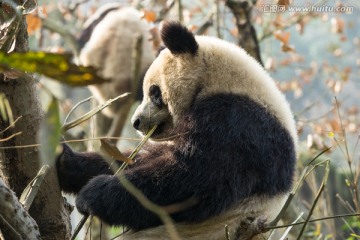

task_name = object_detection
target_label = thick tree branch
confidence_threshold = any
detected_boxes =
[0,178,40,240]
[226,0,263,65]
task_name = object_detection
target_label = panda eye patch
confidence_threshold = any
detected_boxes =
[149,85,163,107]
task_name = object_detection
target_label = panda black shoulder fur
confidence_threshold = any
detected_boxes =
[57,22,297,239]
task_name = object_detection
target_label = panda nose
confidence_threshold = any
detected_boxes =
[132,118,141,130]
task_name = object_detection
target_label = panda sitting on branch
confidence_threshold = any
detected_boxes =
[57,22,297,239]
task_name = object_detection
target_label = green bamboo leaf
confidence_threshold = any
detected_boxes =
[0,51,109,86]
[38,97,61,166]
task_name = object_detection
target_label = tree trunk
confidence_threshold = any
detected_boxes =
[0,1,71,239]
[226,0,263,65]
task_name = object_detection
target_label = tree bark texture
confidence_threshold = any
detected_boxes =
[0,2,71,239]
[0,179,40,240]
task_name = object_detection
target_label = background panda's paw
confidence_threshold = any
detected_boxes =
[75,175,118,219]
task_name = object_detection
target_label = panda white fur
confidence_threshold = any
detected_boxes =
[57,22,297,239]
[77,4,155,137]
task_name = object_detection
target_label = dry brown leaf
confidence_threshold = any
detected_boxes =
[281,44,295,52]
[100,139,134,164]
[329,119,341,132]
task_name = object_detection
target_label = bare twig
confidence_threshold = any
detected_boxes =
[0,116,22,134]
[40,15,80,56]
[195,10,214,35]
[177,0,183,22]
[62,96,94,127]
[225,224,230,240]
[62,93,130,132]
[268,212,360,230]
[0,131,22,142]
[115,125,158,174]
[113,126,182,239]
[60,0,90,14]
[214,0,222,38]
[268,146,333,226]
[70,214,88,240]
[296,160,330,239]
[258,14,308,42]
[118,172,181,240]
[131,34,143,99]
[155,0,175,22]
[334,97,360,211]
[279,212,304,240]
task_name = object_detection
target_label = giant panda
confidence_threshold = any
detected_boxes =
[57,22,297,239]
[77,4,155,138]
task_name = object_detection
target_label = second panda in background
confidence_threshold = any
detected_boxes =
[77,4,155,141]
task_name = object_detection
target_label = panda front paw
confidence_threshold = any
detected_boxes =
[76,175,120,223]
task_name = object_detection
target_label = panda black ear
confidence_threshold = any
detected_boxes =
[161,21,198,55]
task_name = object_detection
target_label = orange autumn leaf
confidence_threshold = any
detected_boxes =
[143,10,157,22]
[274,30,291,45]
[26,14,42,35]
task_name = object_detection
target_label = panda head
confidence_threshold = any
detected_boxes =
[131,22,202,139]
[131,22,297,143]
